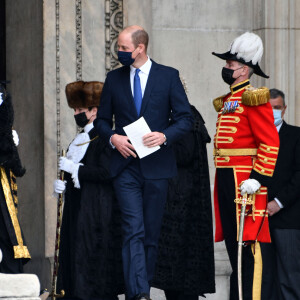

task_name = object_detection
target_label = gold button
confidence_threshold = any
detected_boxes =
[267,147,270,152]
[261,169,265,173]
[225,157,230,162]
[228,137,233,142]
[264,158,268,163]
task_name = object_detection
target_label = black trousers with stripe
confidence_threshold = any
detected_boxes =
[217,168,254,300]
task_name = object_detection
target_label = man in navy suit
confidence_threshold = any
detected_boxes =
[95,25,193,300]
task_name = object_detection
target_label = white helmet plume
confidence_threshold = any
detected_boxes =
[230,32,263,65]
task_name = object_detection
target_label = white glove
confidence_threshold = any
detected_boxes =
[59,157,82,189]
[59,157,77,174]
[240,179,261,195]
[12,130,19,146]
[53,179,66,194]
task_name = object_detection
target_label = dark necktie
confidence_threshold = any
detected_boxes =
[134,69,142,116]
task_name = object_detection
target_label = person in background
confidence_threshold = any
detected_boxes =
[261,88,300,300]
[153,105,215,299]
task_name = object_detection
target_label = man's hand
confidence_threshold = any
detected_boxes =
[143,132,165,148]
[111,134,136,158]
[267,200,281,216]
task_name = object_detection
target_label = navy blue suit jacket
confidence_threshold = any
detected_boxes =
[94,60,193,179]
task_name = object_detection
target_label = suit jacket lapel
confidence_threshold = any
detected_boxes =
[122,66,138,119]
[140,61,158,116]
[279,121,288,138]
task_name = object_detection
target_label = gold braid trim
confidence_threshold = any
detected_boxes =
[0,167,31,259]
[213,95,226,112]
[76,135,98,146]
[251,242,263,300]
[10,171,18,206]
[242,86,270,106]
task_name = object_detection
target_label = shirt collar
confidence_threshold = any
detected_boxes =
[230,79,250,95]
[130,56,152,75]
[276,121,283,132]
[84,122,94,133]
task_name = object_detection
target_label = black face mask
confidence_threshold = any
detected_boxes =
[221,66,243,86]
[74,112,89,128]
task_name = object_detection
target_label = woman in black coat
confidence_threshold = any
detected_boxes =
[55,81,124,300]
[152,105,215,299]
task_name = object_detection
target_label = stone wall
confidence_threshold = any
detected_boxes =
[5,0,300,297]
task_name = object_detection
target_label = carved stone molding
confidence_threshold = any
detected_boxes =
[55,0,61,176]
[105,0,124,73]
[75,0,82,81]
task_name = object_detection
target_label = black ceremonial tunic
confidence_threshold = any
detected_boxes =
[153,106,215,296]
[57,127,124,299]
[0,167,30,273]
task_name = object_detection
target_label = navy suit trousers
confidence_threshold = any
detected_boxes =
[113,159,168,299]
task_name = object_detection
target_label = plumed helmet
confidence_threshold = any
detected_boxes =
[212,32,269,78]
[65,81,104,109]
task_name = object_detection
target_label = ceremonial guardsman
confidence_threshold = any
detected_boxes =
[0,82,30,273]
[212,32,279,300]
[54,81,124,300]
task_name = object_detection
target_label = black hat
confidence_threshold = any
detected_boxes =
[212,32,269,78]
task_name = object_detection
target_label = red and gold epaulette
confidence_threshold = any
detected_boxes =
[213,94,227,112]
[242,86,270,106]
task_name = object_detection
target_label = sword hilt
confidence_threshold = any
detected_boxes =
[49,289,65,299]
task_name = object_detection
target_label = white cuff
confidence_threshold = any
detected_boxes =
[109,135,116,149]
[72,163,83,189]
[274,197,284,208]
[163,134,167,145]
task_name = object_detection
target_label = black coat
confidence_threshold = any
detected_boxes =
[57,127,124,299]
[152,106,215,296]
[267,121,300,229]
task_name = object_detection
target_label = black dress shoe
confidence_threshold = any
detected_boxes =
[135,293,151,300]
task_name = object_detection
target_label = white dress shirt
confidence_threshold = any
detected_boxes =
[274,121,284,208]
[130,56,152,97]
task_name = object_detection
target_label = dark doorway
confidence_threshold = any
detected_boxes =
[0,0,5,80]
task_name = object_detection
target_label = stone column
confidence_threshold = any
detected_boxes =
[6,0,49,287]
[253,0,300,126]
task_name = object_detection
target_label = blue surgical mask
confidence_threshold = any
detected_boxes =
[118,49,138,66]
[273,109,282,126]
